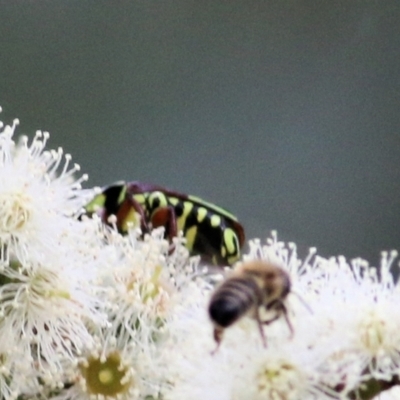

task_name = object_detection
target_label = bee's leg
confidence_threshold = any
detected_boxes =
[211,326,224,355]
[261,314,280,325]
[280,302,294,339]
[150,206,178,254]
[263,301,294,339]
[255,308,267,348]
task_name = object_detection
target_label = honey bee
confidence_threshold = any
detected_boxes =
[208,260,293,351]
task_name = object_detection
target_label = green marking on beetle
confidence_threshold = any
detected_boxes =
[121,209,140,232]
[133,193,146,205]
[224,228,238,255]
[197,207,208,223]
[228,254,239,265]
[149,191,168,209]
[221,245,227,258]
[85,193,106,213]
[188,195,238,221]
[177,201,194,231]
[168,197,179,206]
[210,214,221,227]
[183,201,194,215]
[185,225,197,251]
[117,185,127,204]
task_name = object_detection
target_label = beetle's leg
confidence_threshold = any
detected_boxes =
[150,206,178,238]
[150,206,178,253]
[115,195,148,234]
[123,184,150,235]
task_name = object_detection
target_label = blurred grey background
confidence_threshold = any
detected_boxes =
[0,1,399,265]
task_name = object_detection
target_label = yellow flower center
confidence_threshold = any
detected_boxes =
[359,311,387,354]
[98,368,114,384]
[80,351,133,397]
[256,361,303,400]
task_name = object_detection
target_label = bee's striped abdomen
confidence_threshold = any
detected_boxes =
[208,276,261,328]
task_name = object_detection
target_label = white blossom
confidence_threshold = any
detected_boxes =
[1,109,400,400]
[0,116,92,265]
[377,386,400,399]
[55,323,167,400]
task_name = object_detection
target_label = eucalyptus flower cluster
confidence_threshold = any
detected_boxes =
[163,235,400,400]
[0,110,398,400]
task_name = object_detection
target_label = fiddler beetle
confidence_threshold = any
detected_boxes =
[83,181,245,266]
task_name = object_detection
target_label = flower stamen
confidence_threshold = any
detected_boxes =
[0,191,32,234]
